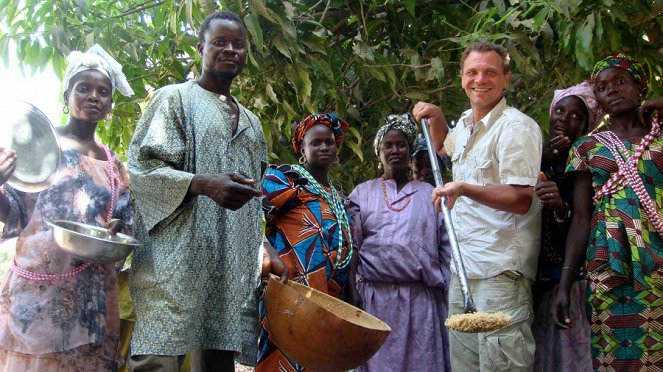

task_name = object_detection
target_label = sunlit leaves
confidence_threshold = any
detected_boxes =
[0,0,661,189]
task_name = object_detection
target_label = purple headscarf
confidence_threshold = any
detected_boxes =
[549,81,604,132]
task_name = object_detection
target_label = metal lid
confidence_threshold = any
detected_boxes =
[0,101,61,192]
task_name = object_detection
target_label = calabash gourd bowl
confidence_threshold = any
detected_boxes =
[264,275,391,371]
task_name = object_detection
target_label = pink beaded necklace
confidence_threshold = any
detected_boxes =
[593,115,663,236]
[101,144,117,222]
[10,144,117,281]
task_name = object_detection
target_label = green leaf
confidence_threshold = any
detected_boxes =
[186,0,194,30]
[51,53,64,81]
[265,83,279,104]
[272,35,291,59]
[297,66,312,103]
[577,19,593,55]
[74,0,89,17]
[347,126,362,141]
[169,11,177,34]
[352,43,376,61]
[346,141,364,162]
[428,57,444,81]
[244,13,264,53]
[404,0,416,17]
[532,6,549,30]
[37,45,53,67]
[404,91,429,101]
[247,0,278,24]
[365,67,386,82]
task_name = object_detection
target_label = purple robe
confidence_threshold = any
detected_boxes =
[348,179,451,372]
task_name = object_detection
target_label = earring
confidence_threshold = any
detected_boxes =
[377,162,383,170]
[334,156,340,164]
[62,104,69,114]
[299,155,306,164]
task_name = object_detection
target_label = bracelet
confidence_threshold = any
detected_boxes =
[104,218,123,228]
[561,266,580,275]
[553,202,571,223]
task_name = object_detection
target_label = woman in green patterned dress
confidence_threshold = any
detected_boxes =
[553,53,663,370]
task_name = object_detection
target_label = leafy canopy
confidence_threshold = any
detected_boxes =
[1,0,661,191]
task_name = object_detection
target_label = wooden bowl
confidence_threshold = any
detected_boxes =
[264,275,391,372]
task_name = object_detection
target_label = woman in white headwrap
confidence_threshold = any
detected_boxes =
[0,44,134,371]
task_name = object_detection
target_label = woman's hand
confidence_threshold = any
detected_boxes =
[640,97,663,123]
[261,240,288,285]
[552,285,574,329]
[0,149,17,186]
[534,180,564,210]
[344,280,363,309]
[542,135,571,164]
[105,219,127,236]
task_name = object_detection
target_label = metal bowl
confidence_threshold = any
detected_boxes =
[47,220,141,264]
[0,101,61,193]
[264,275,391,371]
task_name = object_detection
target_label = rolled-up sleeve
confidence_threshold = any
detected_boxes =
[496,119,542,186]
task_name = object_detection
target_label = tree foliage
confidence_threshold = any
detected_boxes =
[1,0,662,191]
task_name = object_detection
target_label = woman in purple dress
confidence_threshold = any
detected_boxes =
[348,113,451,372]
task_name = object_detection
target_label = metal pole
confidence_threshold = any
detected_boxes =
[420,118,476,314]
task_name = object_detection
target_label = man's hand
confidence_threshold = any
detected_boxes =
[431,182,465,212]
[261,240,288,284]
[189,172,262,210]
[0,149,17,186]
[412,102,449,154]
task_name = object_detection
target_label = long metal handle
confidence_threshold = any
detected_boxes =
[421,118,476,314]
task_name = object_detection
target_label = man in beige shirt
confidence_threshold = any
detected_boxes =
[413,42,542,371]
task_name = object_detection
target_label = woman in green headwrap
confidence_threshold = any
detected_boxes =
[553,53,663,370]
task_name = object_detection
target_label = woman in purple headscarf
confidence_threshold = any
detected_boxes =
[532,81,602,371]
[553,54,663,371]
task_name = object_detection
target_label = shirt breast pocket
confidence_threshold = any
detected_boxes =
[455,154,496,185]
[469,156,496,185]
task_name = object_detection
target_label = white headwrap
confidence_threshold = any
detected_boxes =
[62,44,134,97]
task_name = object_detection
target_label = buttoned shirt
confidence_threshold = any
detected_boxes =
[444,98,542,280]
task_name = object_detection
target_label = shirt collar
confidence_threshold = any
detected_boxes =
[460,97,508,130]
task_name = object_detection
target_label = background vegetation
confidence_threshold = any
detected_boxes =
[1,0,662,191]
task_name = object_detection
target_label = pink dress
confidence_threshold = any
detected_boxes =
[0,149,133,370]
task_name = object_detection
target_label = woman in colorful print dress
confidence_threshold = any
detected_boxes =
[348,114,451,372]
[553,54,663,371]
[256,113,356,371]
[0,45,135,371]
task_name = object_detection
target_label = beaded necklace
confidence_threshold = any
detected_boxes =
[593,115,660,204]
[292,164,352,269]
[10,144,117,281]
[380,177,411,212]
[101,144,117,222]
[593,115,662,235]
